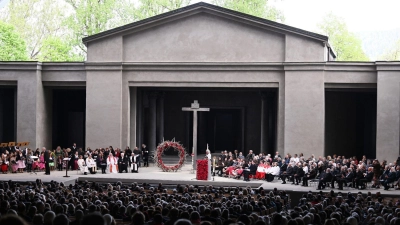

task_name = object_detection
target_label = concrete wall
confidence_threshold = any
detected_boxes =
[285,34,325,62]
[87,36,123,62]
[123,13,285,62]
[284,66,325,158]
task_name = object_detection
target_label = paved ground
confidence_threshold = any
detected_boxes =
[0,164,398,195]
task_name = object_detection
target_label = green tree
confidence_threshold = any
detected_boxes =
[38,37,84,61]
[212,0,284,22]
[380,39,400,60]
[317,13,369,61]
[0,0,70,60]
[134,0,192,21]
[65,0,120,56]
[0,20,28,61]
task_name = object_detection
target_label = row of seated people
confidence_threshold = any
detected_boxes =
[315,165,400,191]
[212,152,400,190]
[77,153,140,175]
[280,160,400,191]
[213,158,280,182]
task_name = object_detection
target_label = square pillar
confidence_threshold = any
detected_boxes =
[376,63,400,162]
[16,64,51,149]
[284,65,325,158]
[86,64,125,148]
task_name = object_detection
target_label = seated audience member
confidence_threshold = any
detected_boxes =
[77,155,89,175]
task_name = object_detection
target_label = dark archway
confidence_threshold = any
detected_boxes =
[0,87,16,143]
[52,89,86,149]
[325,89,377,160]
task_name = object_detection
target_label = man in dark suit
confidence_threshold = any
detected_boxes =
[141,144,149,167]
[281,163,294,184]
[359,167,374,189]
[383,167,396,190]
[118,153,129,173]
[317,168,333,190]
[243,160,257,181]
[71,143,78,154]
[338,168,354,190]
[43,147,50,175]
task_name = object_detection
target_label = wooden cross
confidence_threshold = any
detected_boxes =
[182,100,210,170]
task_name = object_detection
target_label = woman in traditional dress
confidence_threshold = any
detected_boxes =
[107,153,118,173]
[73,151,79,170]
[17,149,26,173]
[26,149,33,172]
[39,152,46,171]
[0,154,9,174]
[77,155,88,175]
[54,146,63,170]
[32,152,40,171]
[10,152,19,173]
[49,150,56,171]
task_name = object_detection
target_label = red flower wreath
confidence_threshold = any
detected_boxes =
[154,141,186,172]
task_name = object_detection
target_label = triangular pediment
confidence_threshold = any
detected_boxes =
[83,2,327,45]
[84,2,333,62]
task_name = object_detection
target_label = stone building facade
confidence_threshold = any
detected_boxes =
[0,3,399,161]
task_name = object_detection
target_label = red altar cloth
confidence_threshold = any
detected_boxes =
[196,159,208,180]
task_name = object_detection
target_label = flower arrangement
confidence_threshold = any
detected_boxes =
[154,141,186,172]
[196,159,208,180]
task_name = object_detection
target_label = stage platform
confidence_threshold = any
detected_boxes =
[0,164,398,196]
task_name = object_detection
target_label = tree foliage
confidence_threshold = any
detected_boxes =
[317,13,369,61]
[212,0,284,22]
[134,0,191,20]
[0,0,69,60]
[38,37,84,61]
[0,20,28,61]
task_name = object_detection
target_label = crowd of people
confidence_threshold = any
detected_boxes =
[213,150,400,191]
[0,143,150,175]
[1,178,400,225]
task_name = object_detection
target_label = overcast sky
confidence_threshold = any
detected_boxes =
[193,0,400,33]
[271,0,400,32]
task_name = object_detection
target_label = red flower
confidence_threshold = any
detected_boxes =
[196,159,208,180]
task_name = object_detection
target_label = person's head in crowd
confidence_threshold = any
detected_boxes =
[81,212,105,225]
[132,211,145,225]
[43,211,55,225]
[0,214,29,225]
[53,213,69,225]
[174,219,192,225]
[32,214,44,225]
[103,214,116,225]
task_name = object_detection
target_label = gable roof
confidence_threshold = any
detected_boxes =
[82,2,329,45]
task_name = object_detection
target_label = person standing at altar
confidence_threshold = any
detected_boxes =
[142,144,149,167]
[107,153,118,173]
